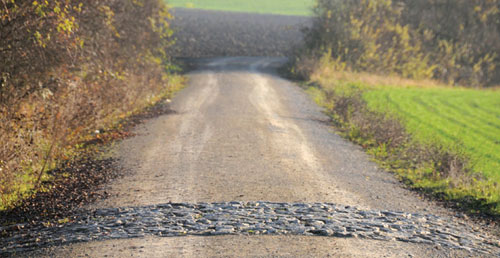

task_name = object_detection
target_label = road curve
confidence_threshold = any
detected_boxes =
[20,57,498,257]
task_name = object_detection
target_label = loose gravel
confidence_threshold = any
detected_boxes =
[2,202,499,255]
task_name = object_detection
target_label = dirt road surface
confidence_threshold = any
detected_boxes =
[17,57,499,257]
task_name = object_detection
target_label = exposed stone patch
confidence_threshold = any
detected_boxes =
[1,202,499,255]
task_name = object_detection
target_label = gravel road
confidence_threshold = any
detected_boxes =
[7,57,498,257]
[4,9,499,258]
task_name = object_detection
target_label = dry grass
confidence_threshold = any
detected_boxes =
[308,54,444,89]
[312,69,442,89]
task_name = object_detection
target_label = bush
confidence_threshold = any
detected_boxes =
[0,0,175,209]
[301,0,500,87]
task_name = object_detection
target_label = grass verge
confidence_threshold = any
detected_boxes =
[303,57,500,217]
[166,0,314,16]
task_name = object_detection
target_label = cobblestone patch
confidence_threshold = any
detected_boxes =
[1,202,499,255]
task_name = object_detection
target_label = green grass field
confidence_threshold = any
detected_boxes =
[363,87,500,182]
[306,67,500,214]
[165,0,314,16]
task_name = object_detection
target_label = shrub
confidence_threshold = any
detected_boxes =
[0,0,175,209]
[301,0,500,87]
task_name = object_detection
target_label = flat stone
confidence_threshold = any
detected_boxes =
[309,229,333,236]
[1,202,499,256]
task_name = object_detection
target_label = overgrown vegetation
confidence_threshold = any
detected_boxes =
[297,0,500,87]
[0,0,181,210]
[0,100,178,225]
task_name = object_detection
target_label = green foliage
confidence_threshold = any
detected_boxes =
[165,0,314,16]
[303,0,500,87]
